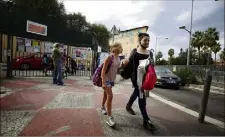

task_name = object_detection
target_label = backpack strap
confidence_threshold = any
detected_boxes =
[105,55,114,73]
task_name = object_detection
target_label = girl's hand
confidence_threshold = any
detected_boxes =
[122,59,129,66]
[102,83,107,90]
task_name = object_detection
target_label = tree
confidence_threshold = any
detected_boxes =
[202,27,219,51]
[157,59,168,65]
[89,23,110,50]
[219,48,225,62]
[65,12,89,32]
[211,42,221,63]
[191,31,204,60]
[12,0,66,18]
[168,48,175,58]
[155,51,163,63]
[168,48,175,64]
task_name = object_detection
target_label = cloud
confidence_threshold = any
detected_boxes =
[176,11,190,22]
[175,0,223,25]
[63,0,164,30]
[62,0,224,60]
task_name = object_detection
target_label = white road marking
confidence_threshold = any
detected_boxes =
[150,93,225,129]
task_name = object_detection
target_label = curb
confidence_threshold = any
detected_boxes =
[186,86,225,95]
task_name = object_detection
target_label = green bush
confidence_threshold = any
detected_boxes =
[174,67,198,86]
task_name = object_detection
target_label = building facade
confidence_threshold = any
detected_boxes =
[109,26,148,58]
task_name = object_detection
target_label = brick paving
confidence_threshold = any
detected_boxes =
[0,77,224,136]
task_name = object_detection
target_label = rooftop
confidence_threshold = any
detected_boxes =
[120,26,149,33]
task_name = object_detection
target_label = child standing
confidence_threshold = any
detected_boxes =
[100,42,128,127]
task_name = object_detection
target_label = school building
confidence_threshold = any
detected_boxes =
[109,26,148,58]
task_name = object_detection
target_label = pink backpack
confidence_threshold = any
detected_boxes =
[92,56,114,87]
[142,65,157,90]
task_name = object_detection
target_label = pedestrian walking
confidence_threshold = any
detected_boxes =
[51,43,64,85]
[124,33,157,131]
[93,42,128,127]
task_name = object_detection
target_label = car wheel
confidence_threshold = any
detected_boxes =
[20,64,30,70]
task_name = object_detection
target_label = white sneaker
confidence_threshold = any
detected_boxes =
[106,116,116,127]
[100,107,107,115]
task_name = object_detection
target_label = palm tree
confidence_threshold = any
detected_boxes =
[156,51,163,63]
[202,27,219,51]
[191,31,204,60]
[211,42,221,63]
[168,48,175,58]
[220,48,225,62]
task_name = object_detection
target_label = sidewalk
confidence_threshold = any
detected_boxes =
[0,77,224,136]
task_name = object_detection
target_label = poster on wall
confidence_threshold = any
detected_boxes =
[26,46,34,53]
[25,38,31,47]
[34,46,40,53]
[32,40,39,47]
[16,37,25,52]
[71,47,91,59]
[60,44,67,54]
[32,40,40,53]
[44,42,54,53]
[98,52,109,66]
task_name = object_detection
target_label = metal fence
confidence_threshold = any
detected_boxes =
[11,49,95,78]
[156,65,224,88]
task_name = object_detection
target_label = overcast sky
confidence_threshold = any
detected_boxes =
[63,0,224,60]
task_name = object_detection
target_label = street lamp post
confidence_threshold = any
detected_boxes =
[179,0,194,66]
[179,25,192,66]
[155,36,168,61]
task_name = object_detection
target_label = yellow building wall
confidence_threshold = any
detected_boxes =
[109,27,148,58]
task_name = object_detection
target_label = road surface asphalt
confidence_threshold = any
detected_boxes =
[0,76,224,136]
[153,85,225,122]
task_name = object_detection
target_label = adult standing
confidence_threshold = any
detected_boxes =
[51,43,64,85]
[125,33,157,131]
[69,56,77,75]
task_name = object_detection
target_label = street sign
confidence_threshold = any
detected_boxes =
[26,20,47,36]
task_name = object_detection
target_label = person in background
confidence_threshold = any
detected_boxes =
[42,53,49,76]
[51,43,64,85]
[69,56,77,75]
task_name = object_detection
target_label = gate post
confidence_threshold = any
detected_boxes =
[6,35,12,78]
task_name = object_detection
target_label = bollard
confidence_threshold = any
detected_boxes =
[198,74,212,123]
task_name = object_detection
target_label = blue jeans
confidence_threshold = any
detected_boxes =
[53,63,63,85]
[127,86,150,121]
[105,81,114,87]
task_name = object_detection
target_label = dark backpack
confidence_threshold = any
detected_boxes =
[119,48,137,79]
[120,48,154,79]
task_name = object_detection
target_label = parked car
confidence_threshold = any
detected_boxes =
[155,67,182,89]
[13,53,51,70]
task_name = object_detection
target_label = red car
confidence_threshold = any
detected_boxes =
[13,53,46,70]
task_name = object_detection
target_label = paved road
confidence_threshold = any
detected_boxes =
[152,86,225,122]
[1,77,224,136]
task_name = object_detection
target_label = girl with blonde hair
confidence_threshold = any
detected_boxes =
[100,42,129,127]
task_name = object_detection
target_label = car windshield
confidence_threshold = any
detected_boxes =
[156,68,172,74]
